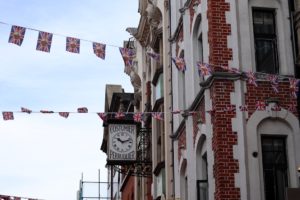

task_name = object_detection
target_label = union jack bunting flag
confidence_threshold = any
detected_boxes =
[21,107,32,114]
[271,104,281,111]
[267,75,279,93]
[77,107,88,113]
[2,112,14,120]
[256,101,266,111]
[147,52,160,61]
[93,42,106,60]
[289,78,299,98]
[220,65,229,71]
[172,57,186,72]
[171,110,181,114]
[8,25,26,46]
[36,31,53,52]
[40,110,54,114]
[246,71,258,87]
[288,103,297,112]
[66,37,80,53]
[197,62,211,76]
[119,47,135,67]
[228,67,242,74]
[152,112,164,121]
[115,112,125,119]
[133,112,143,122]
[239,105,248,112]
[97,112,107,121]
[224,105,236,112]
[59,112,69,118]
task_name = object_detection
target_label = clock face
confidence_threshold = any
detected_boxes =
[112,131,133,153]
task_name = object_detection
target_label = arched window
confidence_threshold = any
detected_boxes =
[196,135,208,200]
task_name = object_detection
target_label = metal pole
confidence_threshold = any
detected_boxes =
[99,169,101,200]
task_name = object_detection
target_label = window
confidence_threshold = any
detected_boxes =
[253,9,279,74]
[155,74,164,100]
[261,136,288,200]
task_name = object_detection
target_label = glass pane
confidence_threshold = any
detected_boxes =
[262,138,273,151]
[253,10,275,34]
[273,139,284,151]
[264,170,275,200]
[262,137,288,200]
[262,152,274,165]
[255,39,277,74]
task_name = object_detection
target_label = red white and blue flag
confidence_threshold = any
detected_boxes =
[224,105,236,112]
[152,112,164,121]
[256,101,266,111]
[119,47,135,67]
[147,52,160,61]
[77,107,88,113]
[239,105,248,112]
[93,42,106,60]
[267,75,279,93]
[288,103,297,112]
[133,112,143,123]
[59,112,69,118]
[36,31,53,52]
[2,112,14,120]
[228,67,241,74]
[66,37,80,53]
[271,104,281,111]
[97,112,107,121]
[197,62,211,76]
[246,71,258,87]
[289,78,299,98]
[21,107,32,114]
[115,112,125,119]
[172,57,186,72]
[8,25,26,46]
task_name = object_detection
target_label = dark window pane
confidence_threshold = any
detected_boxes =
[261,137,288,200]
[253,11,275,35]
[253,9,278,74]
[255,39,277,73]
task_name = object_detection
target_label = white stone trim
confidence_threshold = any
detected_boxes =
[246,109,300,200]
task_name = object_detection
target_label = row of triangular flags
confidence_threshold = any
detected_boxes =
[5,24,141,70]
[1,102,297,122]
[171,57,299,98]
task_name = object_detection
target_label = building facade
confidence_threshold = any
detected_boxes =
[169,0,300,200]
[101,0,300,199]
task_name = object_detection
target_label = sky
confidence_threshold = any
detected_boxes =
[0,0,139,199]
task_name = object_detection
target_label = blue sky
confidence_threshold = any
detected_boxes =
[0,0,139,199]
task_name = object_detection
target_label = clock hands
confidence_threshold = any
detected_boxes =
[116,137,131,143]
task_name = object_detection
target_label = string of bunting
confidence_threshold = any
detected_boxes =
[1,103,297,123]
[171,56,300,98]
[0,194,41,200]
[0,21,145,71]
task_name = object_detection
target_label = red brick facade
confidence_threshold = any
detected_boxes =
[246,81,298,119]
[210,80,240,200]
[177,128,186,161]
[193,99,205,146]
[207,0,240,199]
[121,176,135,200]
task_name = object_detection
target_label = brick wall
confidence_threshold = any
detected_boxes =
[246,80,298,118]
[211,80,240,200]
[193,99,205,146]
[121,176,135,200]
[177,128,186,161]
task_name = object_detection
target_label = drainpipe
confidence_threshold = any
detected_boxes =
[168,0,175,199]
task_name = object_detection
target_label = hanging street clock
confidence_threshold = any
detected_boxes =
[107,123,137,164]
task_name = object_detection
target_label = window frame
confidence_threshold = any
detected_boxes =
[252,8,279,74]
